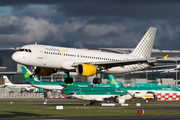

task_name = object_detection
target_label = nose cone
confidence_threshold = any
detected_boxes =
[12,52,20,63]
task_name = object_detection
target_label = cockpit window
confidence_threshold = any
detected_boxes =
[18,48,32,52]
[19,49,24,51]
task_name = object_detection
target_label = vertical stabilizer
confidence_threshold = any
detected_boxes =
[130,27,157,58]
[21,66,41,82]
[3,76,13,85]
[108,75,121,88]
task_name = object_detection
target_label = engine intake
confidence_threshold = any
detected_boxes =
[76,64,97,76]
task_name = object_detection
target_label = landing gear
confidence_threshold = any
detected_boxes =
[64,72,73,84]
[93,78,102,84]
[65,78,73,84]
[90,100,95,105]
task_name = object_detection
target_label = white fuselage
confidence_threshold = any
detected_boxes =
[71,94,132,101]
[12,44,150,74]
[32,85,63,90]
[5,84,38,92]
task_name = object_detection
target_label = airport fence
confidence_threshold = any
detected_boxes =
[47,92,67,98]
[0,93,44,98]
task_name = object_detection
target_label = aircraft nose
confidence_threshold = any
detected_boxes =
[12,52,19,63]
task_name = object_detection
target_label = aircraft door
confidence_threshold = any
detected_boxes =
[38,47,43,59]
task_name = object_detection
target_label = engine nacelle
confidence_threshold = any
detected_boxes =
[115,97,125,104]
[35,67,57,76]
[76,64,97,76]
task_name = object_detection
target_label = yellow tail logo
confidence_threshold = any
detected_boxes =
[164,55,168,60]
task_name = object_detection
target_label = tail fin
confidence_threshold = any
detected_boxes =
[108,74,122,88]
[130,27,157,58]
[21,66,41,82]
[3,76,13,85]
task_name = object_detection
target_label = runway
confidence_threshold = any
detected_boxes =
[0,115,180,120]
[1,98,180,105]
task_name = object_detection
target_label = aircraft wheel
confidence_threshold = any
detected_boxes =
[69,78,73,83]
[96,78,102,84]
[93,78,97,84]
[65,78,73,84]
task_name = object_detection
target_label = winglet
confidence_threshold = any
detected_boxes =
[164,55,168,60]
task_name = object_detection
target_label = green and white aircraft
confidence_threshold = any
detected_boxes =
[21,66,110,91]
[64,75,132,105]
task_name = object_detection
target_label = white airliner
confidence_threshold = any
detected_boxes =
[12,27,158,84]
[3,76,38,92]
[71,94,132,104]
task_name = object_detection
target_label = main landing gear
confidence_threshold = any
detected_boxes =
[90,100,95,105]
[93,78,102,84]
[64,72,73,84]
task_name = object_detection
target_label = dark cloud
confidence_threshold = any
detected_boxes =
[0,0,179,50]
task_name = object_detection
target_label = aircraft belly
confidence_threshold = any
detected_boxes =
[33,85,63,90]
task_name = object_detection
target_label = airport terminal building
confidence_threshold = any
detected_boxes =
[0,47,180,85]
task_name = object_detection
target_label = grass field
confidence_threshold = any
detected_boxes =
[1,103,180,108]
[0,108,180,118]
[0,103,180,118]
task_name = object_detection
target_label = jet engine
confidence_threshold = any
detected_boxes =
[76,64,97,76]
[35,67,57,76]
[115,97,125,104]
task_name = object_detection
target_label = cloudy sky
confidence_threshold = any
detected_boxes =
[0,0,180,50]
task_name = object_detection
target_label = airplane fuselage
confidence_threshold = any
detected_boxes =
[12,44,150,74]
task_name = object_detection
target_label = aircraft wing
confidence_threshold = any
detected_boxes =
[72,56,180,69]
[155,57,180,63]
[72,58,157,68]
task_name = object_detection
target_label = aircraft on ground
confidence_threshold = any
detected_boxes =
[64,75,132,105]
[12,27,163,84]
[3,76,38,92]
[108,75,180,99]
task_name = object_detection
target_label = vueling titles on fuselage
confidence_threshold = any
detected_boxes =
[12,27,157,84]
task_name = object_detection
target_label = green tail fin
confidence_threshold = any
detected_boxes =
[108,74,121,88]
[21,66,41,83]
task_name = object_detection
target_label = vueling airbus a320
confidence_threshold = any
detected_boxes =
[12,27,159,84]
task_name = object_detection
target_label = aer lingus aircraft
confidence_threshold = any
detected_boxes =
[64,75,132,105]
[12,27,159,84]
[21,66,110,91]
